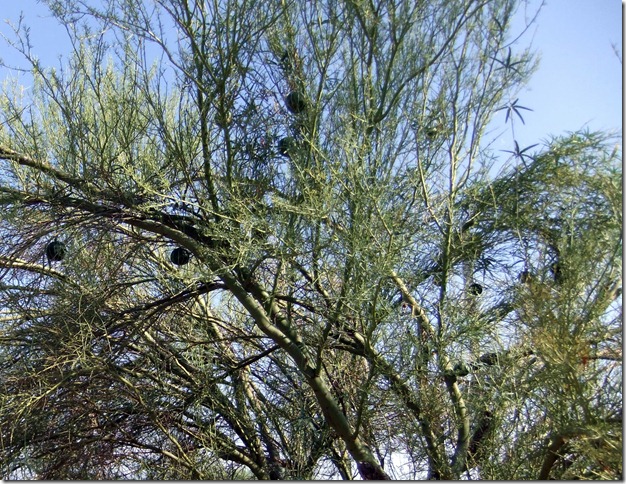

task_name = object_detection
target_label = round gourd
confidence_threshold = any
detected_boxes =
[462,219,474,231]
[170,247,191,266]
[285,91,307,114]
[277,137,295,157]
[45,240,66,262]
[518,270,532,284]
[426,126,439,139]
[551,262,563,284]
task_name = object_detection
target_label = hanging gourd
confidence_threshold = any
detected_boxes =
[479,352,499,366]
[279,48,300,72]
[468,282,483,296]
[551,262,564,284]
[462,219,475,232]
[170,247,191,266]
[45,240,66,262]
[277,137,295,158]
[285,91,307,114]
[518,270,532,284]
[425,126,439,139]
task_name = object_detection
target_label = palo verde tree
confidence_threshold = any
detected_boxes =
[0,0,621,479]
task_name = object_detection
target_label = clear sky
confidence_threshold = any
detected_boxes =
[0,0,622,150]
[504,0,622,149]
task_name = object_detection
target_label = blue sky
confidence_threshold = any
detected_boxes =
[504,0,622,149]
[1,0,622,151]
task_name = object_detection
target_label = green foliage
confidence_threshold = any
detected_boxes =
[0,0,620,480]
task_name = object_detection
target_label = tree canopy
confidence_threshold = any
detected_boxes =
[0,0,621,479]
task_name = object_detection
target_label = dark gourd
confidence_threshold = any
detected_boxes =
[46,240,66,262]
[426,126,439,139]
[551,262,564,284]
[518,270,532,284]
[468,282,483,296]
[284,91,307,114]
[277,137,295,157]
[479,352,499,366]
[170,247,191,266]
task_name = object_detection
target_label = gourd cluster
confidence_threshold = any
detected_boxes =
[45,240,191,266]
[44,88,309,268]
[277,90,307,159]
